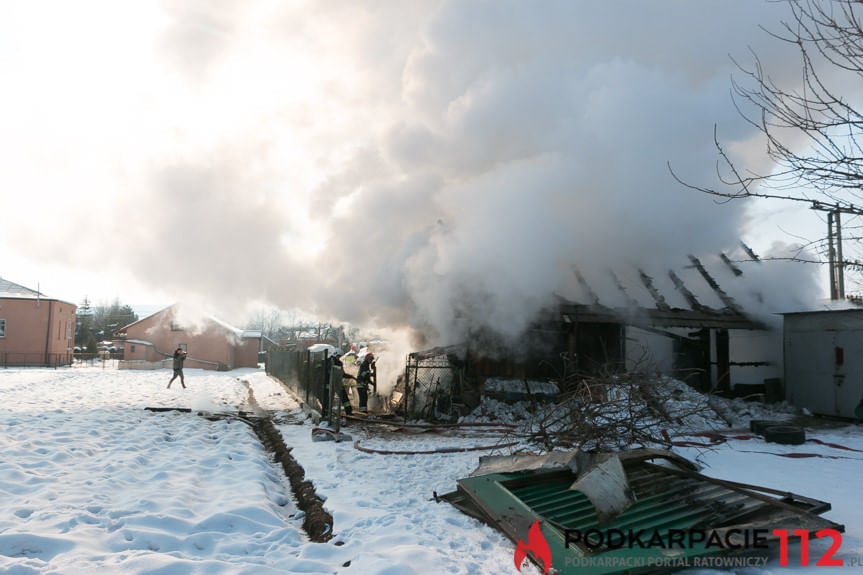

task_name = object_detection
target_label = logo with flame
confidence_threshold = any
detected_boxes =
[514,519,552,573]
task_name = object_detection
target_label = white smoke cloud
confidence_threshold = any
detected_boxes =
[0,0,826,347]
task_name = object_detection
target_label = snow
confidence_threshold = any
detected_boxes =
[1,366,861,574]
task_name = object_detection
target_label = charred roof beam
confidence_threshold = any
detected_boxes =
[559,303,767,330]
[572,267,601,306]
[637,269,671,311]
[610,270,640,308]
[741,242,761,262]
[720,252,743,276]
[668,269,706,312]
[688,255,745,314]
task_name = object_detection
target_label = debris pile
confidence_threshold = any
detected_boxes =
[463,373,722,451]
[461,372,809,452]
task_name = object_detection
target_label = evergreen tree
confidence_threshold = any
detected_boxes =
[78,298,139,348]
[75,297,94,348]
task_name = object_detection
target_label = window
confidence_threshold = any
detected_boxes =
[130,344,136,353]
[170,321,184,331]
[0,319,5,337]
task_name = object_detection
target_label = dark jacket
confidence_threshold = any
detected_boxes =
[357,357,375,388]
[172,350,187,369]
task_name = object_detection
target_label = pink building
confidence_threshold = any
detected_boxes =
[0,277,76,366]
[114,305,261,371]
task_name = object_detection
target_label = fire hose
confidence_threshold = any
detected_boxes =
[343,414,517,429]
[344,414,519,436]
[315,419,522,454]
[352,439,520,455]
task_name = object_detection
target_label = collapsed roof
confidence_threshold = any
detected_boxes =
[560,253,768,331]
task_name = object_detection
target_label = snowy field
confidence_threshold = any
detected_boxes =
[0,366,861,575]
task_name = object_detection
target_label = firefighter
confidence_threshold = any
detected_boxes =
[324,351,354,416]
[332,351,355,415]
[356,352,376,414]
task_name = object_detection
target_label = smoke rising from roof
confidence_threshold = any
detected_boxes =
[0,0,822,344]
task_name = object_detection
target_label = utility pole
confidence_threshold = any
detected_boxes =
[810,202,863,301]
[827,210,845,300]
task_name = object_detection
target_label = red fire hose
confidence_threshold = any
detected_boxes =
[665,430,863,460]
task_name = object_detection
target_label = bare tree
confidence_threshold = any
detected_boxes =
[672,0,863,299]
[246,306,284,340]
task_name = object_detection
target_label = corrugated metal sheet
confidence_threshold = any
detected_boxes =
[441,452,843,575]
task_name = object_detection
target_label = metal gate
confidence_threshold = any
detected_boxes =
[402,351,462,421]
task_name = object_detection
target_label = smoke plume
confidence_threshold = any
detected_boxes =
[0,0,823,348]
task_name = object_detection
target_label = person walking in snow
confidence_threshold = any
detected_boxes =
[167,346,188,389]
[356,352,376,413]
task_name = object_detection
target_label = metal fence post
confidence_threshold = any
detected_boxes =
[403,356,410,419]
[303,351,312,405]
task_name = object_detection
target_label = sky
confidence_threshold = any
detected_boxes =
[1,365,860,574]
[0,0,836,344]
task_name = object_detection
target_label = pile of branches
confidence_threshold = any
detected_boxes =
[526,370,718,452]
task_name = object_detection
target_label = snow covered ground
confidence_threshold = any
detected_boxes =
[0,366,861,574]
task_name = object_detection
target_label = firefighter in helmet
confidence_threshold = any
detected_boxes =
[322,350,355,416]
[356,352,376,413]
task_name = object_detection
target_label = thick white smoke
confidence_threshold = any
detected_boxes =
[0,0,823,347]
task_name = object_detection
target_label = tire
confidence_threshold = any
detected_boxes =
[764,425,806,445]
[750,419,784,435]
